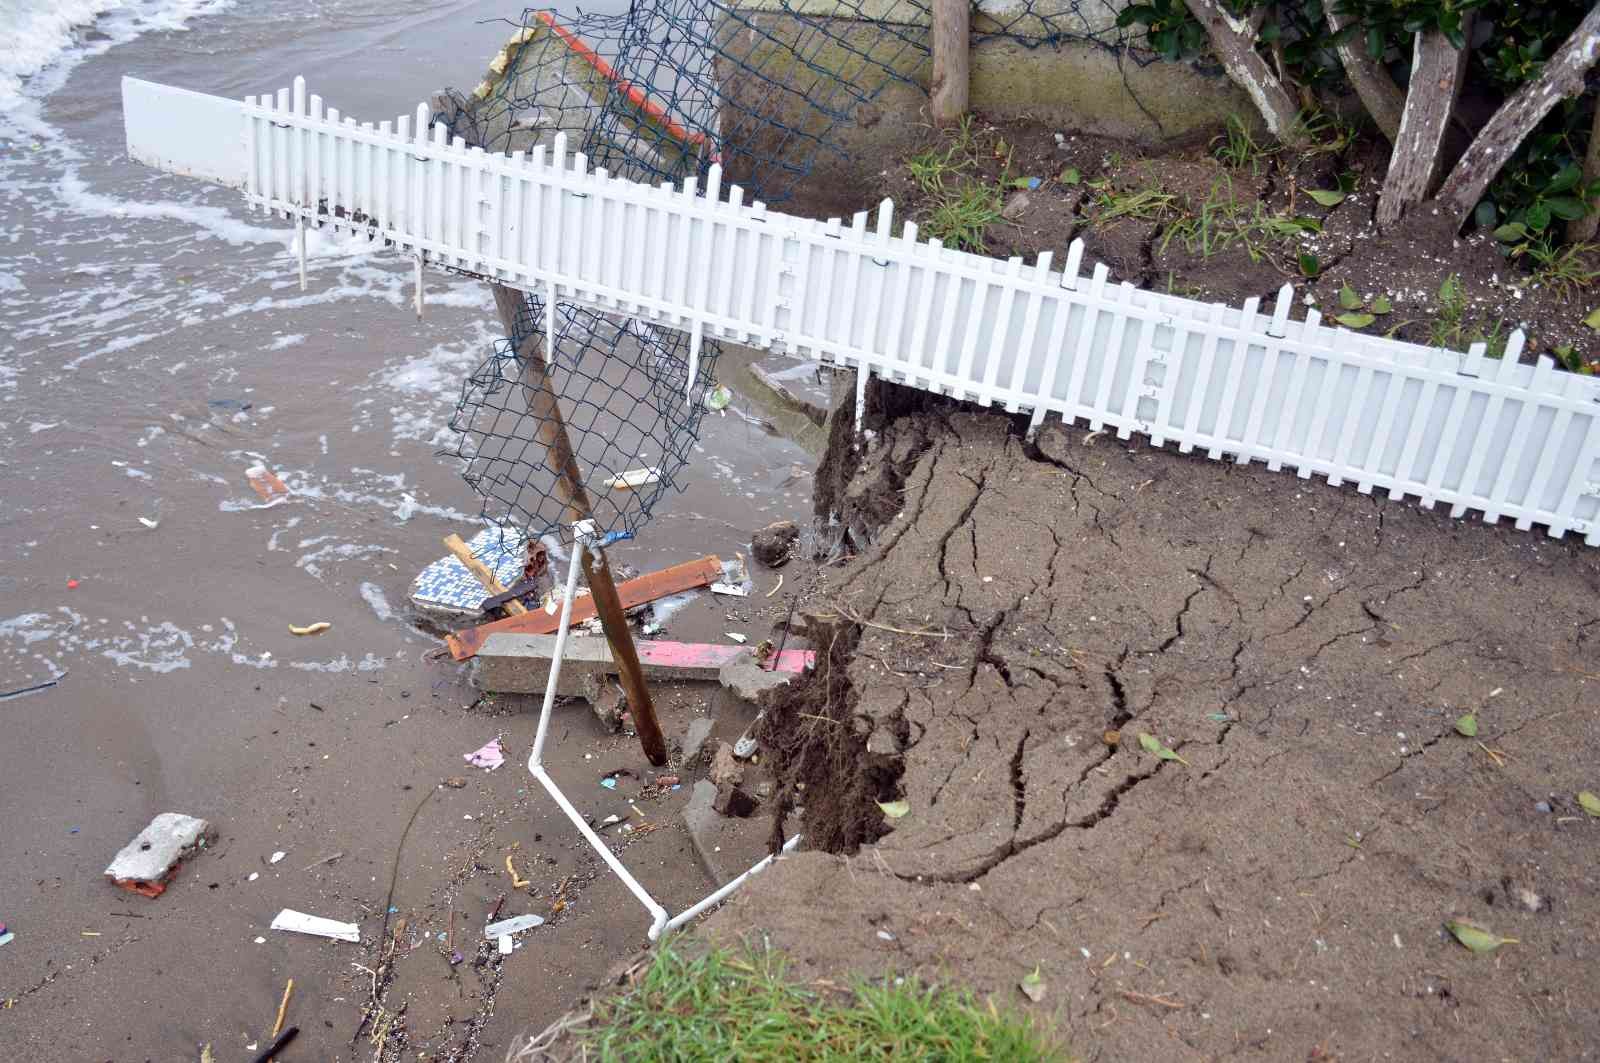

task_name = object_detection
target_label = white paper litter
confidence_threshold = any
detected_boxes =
[269,851,285,864]
[484,913,545,937]
[709,582,749,597]
[602,467,660,490]
[270,908,360,943]
[498,934,514,955]
[726,632,747,644]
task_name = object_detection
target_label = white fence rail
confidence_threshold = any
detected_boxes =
[122,75,1600,546]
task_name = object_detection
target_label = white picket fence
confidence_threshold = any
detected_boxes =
[123,75,1600,546]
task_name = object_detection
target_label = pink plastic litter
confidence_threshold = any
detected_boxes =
[464,737,505,771]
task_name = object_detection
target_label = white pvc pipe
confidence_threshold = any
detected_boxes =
[528,526,669,936]
[661,832,802,936]
[526,520,802,943]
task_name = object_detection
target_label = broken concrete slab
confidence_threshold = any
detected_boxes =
[681,717,715,765]
[104,813,213,897]
[719,649,802,703]
[749,363,829,427]
[682,780,729,885]
[475,633,814,695]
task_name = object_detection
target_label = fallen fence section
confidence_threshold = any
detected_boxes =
[122,76,1600,547]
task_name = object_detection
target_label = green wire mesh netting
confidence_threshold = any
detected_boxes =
[442,1,1144,546]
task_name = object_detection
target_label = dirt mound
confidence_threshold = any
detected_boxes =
[712,406,1600,1060]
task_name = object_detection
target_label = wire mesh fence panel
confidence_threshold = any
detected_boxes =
[448,292,720,546]
[429,1,1162,547]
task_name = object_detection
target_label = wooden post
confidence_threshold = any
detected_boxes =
[490,283,669,766]
[930,0,969,128]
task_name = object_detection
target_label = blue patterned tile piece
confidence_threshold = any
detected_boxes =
[410,527,528,611]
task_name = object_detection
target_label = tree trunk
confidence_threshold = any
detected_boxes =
[1570,102,1600,243]
[1182,0,1306,146]
[1378,24,1472,228]
[1434,6,1600,228]
[1326,6,1405,143]
[930,0,969,128]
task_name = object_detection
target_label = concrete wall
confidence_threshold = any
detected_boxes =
[717,1,1251,189]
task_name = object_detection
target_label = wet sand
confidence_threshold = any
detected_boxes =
[1,2,813,1057]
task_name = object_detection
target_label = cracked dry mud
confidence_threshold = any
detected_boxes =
[709,407,1600,1061]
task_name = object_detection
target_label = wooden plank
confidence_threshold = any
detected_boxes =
[447,554,723,660]
[442,533,527,616]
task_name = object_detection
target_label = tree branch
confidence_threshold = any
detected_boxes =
[1435,7,1600,228]
[1325,6,1405,143]
[1378,23,1472,228]
[1182,0,1306,146]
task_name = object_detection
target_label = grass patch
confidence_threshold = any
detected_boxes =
[1090,179,1178,222]
[903,117,1010,253]
[1528,241,1600,300]
[1158,176,1320,269]
[554,943,1064,1062]
[925,181,1005,253]
[1422,273,1509,355]
[1212,115,1277,174]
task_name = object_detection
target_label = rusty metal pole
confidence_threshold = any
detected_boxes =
[490,283,668,766]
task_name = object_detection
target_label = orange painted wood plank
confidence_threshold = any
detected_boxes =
[447,554,722,660]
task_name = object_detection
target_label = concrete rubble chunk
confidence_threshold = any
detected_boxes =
[719,649,801,703]
[681,780,727,884]
[582,673,626,732]
[104,812,212,897]
[681,717,715,765]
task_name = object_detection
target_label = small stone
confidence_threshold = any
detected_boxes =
[444,776,467,789]
[751,520,800,567]
[713,781,758,818]
[710,742,744,788]
[720,650,798,703]
[1001,191,1031,219]
[681,718,715,764]
[1535,800,1552,814]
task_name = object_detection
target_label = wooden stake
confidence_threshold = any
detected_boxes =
[930,0,969,128]
[488,283,668,766]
